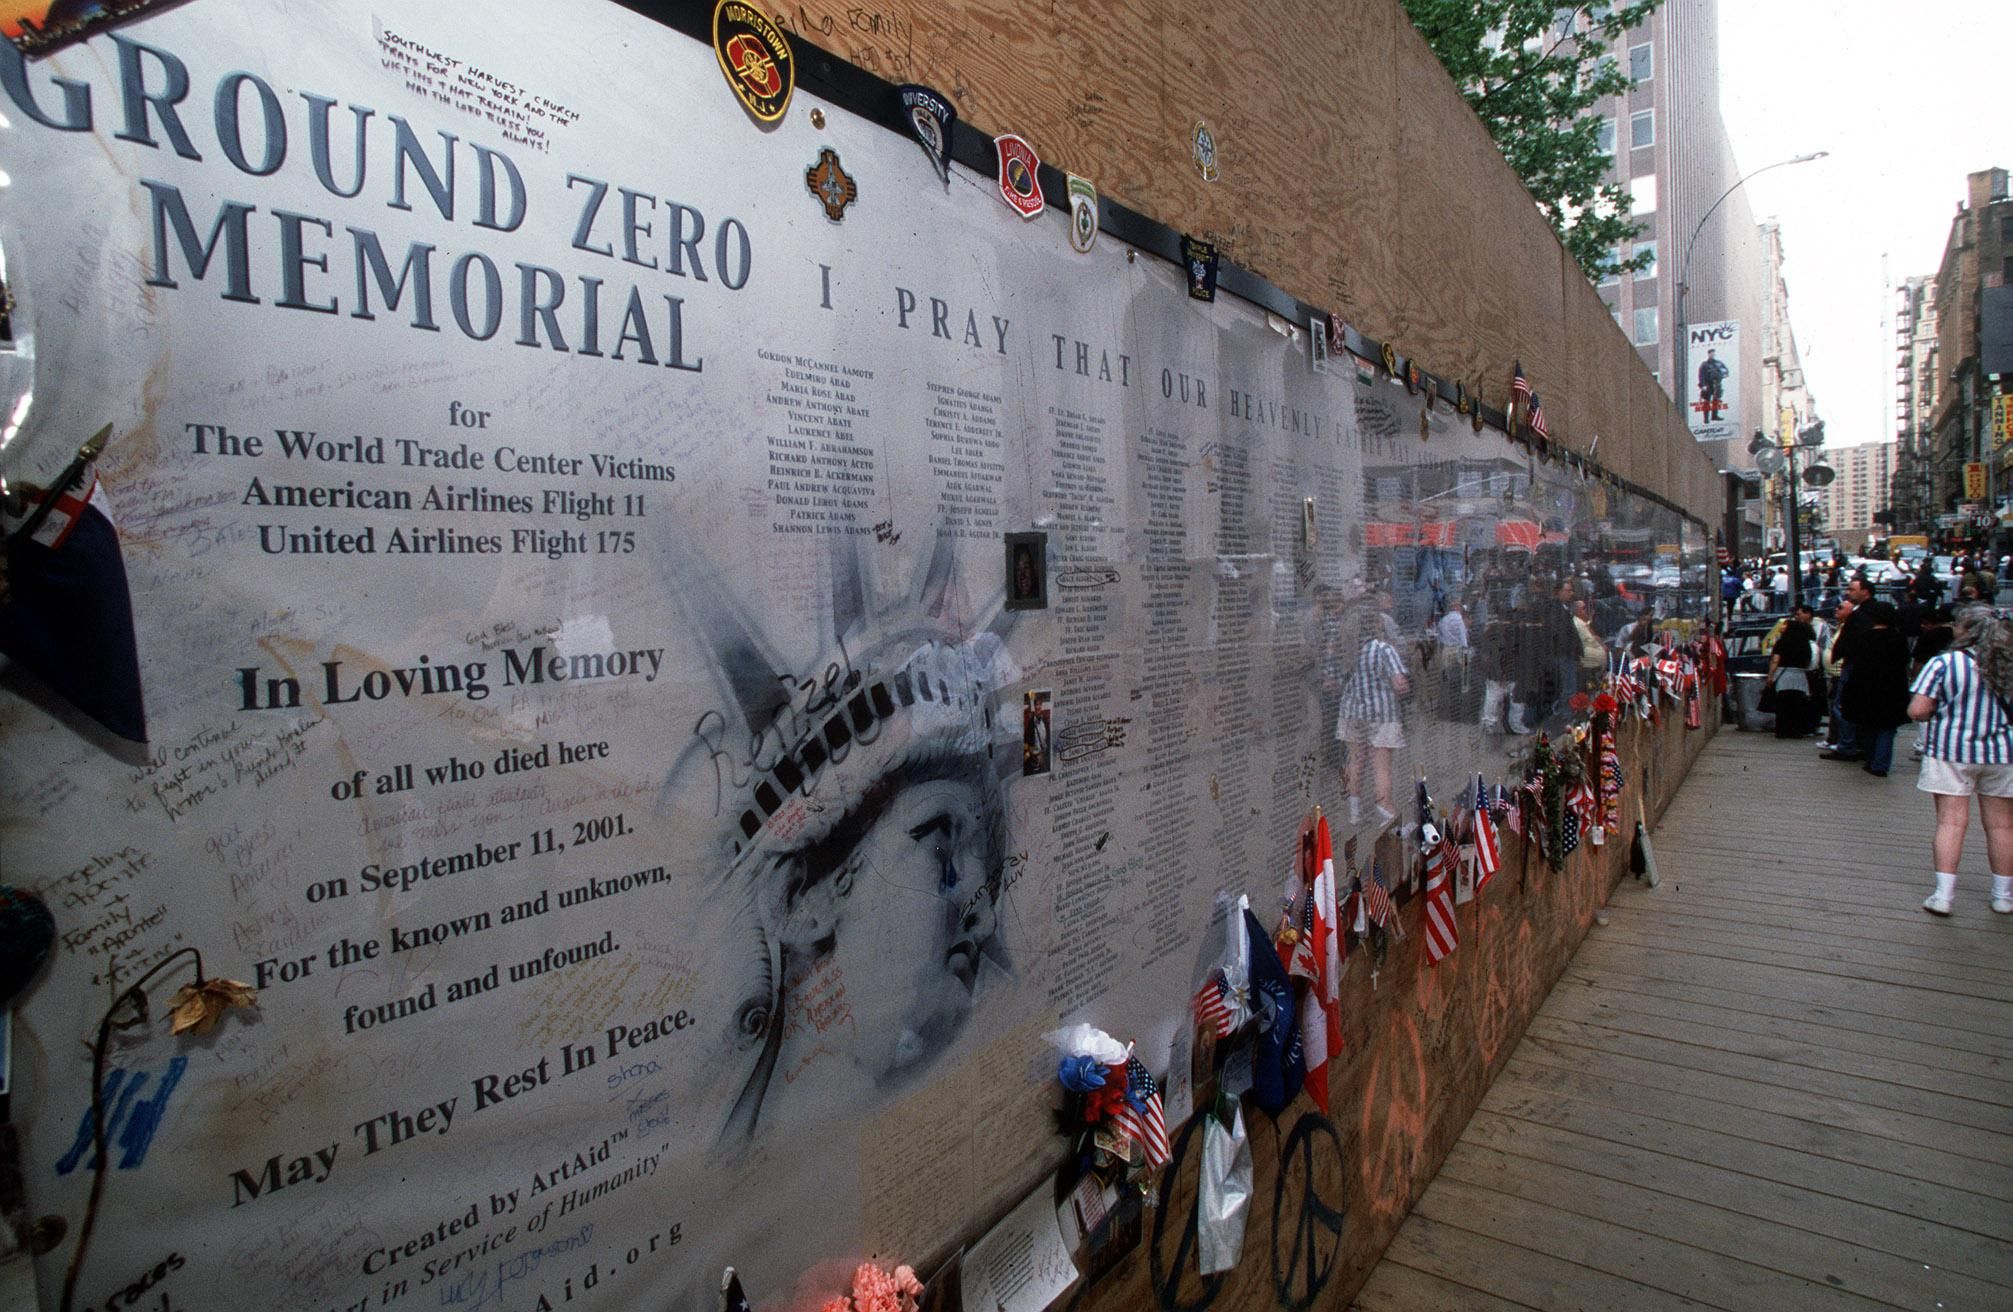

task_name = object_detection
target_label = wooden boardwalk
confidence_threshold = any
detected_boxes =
[1354,730,2013,1310]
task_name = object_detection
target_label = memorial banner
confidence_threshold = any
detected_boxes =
[0,4,1705,1310]
[1685,320,1739,442]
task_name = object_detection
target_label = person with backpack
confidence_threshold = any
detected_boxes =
[1908,607,2013,916]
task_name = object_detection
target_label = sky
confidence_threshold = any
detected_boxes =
[1718,0,2004,450]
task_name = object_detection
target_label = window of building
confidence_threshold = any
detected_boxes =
[1630,109,1654,148]
[1633,306,1658,345]
[1628,42,1652,83]
[1600,246,1621,286]
[1597,116,1616,156]
[1630,174,1657,215]
[1634,241,1657,279]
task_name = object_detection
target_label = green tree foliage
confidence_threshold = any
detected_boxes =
[1401,0,1665,284]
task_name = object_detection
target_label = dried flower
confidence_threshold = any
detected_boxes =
[1569,692,1591,713]
[1593,692,1618,715]
[167,977,258,1035]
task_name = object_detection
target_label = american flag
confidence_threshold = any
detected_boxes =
[1192,971,1236,1038]
[1474,773,1502,889]
[1510,360,1531,421]
[1360,861,1397,932]
[1110,1056,1169,1167]
[1527,391,1551,441]
[1422,836,1458,964]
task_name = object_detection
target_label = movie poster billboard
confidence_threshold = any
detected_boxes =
[1685,319,1740,441]
[0,3,1703,1310]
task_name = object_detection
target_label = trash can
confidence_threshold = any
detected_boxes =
[1731,671,1774,733]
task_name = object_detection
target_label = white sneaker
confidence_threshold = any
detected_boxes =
[1923,891,1954,917]
[1991,895,2013,915]
[1348,796,1362,824]
[1371,805,1397,829]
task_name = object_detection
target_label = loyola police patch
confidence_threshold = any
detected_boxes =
[714,0,794,125]
[994,134,1044,219]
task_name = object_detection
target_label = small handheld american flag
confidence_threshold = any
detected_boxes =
[1111,1056,1169,1167]
[1192,971,1236,1038]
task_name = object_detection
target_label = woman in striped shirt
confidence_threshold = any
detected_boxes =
[1907,606,2013,915]
[1339,599,1409,827]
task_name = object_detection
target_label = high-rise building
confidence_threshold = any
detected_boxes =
[1929,167,2011,546]
[1586,0,1776,480]
[1815,442,1894,549]
[1891,276,1939,535]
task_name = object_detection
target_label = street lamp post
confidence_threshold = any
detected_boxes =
[1753,423,1830,610]
[1674,151,1829,426]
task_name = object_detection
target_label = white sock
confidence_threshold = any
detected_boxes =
[1935,872,1958,899]
[1994,875,2013,900]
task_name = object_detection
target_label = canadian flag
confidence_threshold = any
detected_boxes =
[1299,815,1345,1113]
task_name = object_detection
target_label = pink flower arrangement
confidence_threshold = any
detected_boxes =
[822,1263,923,1312]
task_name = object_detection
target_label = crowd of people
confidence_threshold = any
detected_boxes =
[1318,563,1671,826]
[1756,564,2013,917]
[1722,551,2003,620]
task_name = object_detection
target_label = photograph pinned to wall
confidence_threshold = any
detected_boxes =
[1023,690,1052,777]
[2,0,177,53]
[1302,497,1317,549]
[1005,530,1047,610]
[1309,315,1328,372]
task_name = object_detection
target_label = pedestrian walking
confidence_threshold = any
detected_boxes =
[1840,601,1911,777]
[1908,606,2013,916]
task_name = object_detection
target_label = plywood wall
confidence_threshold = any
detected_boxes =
[762,0,1723,523]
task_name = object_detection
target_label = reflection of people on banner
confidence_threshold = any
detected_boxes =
[1023,690,1051,776]
[1338,598,1409,825]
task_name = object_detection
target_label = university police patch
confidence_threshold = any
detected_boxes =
[897,84,955,184]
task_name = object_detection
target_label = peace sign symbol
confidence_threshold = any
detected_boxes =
[1270,1113,1345,1310]
[1147,1115,1225,1312]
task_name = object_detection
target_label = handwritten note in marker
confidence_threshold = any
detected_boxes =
[960,1179,1078,1312]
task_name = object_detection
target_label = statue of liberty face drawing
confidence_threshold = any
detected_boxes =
[666,533,1018,1142]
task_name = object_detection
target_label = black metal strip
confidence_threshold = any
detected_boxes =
[609,0,1704,529]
